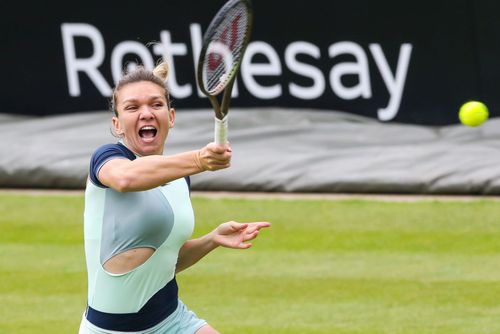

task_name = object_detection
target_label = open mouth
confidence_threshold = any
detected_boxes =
[138,125,157,139]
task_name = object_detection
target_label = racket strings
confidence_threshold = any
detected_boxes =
[203,3,249,94]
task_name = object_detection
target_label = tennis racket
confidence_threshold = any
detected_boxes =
[197,0,253,145]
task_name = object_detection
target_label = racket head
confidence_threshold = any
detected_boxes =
[197,0,253,101]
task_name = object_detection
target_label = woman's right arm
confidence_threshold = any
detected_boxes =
[98,143,231,192]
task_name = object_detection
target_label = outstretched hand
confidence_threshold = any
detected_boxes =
[211,221,271,249]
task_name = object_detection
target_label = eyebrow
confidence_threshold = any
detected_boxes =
[121,95,166,104]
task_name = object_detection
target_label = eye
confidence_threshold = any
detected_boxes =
[124,105,138,112]
[152,102,164,109]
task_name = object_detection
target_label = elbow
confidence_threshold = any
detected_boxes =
[112,173,136,192]
[114,180,131,193]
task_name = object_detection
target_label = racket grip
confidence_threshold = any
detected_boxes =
[214,115,228,145]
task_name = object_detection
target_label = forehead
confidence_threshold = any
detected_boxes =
[117,81,166,103]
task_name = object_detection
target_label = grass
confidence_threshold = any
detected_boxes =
[1,193,500,333]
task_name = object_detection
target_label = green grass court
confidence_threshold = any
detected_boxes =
[1,193,500,333]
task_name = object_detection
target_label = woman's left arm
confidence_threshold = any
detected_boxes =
[175,221,271,273]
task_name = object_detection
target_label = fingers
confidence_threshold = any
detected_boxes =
[239,228,265,247]
[198,143,232,171]
[254,222,271,228]
[226,221,270,234]
[242,222,270,243]
[207,141,231,150]
[214,221,269,250]
[245,222,271,233]
[243,229,260,242]
[215,221,246,236]
[230,221,248,231]
[238,243,252,249]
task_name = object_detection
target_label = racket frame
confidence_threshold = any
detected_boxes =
[196,0,253,144]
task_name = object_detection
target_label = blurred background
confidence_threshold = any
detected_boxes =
[2,0,500,193]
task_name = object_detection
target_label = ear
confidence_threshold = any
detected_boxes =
[168,108,176,128]
[112,116,124,136]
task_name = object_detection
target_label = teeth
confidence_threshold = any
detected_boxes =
[140,126,156,130]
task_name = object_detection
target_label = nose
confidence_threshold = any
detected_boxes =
[139,106,155,120]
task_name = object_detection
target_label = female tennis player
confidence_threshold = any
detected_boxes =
[79,61,270,334]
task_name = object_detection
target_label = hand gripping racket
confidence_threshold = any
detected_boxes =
[197,0,253,145]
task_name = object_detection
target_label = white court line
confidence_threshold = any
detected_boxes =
[0,189,499,202]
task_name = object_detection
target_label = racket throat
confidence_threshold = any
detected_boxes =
[208,96,224,120]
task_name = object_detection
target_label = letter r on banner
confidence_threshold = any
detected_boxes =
[61,23,112,97]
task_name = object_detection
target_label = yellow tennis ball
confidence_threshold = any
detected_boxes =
[459,101,489,127]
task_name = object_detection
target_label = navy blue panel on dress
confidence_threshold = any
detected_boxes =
[86,277,179,331]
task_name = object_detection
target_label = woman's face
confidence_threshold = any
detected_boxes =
[113,81,175,156]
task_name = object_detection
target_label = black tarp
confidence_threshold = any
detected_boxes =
[1,109,499,194]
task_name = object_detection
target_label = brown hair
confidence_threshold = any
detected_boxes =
[110,61,170,116]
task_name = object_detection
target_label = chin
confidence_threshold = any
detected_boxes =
[129,135,166,156]
[140,145,163,156]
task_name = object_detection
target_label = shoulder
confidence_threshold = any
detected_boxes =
[89,143,136,187]
[91,143,136,162]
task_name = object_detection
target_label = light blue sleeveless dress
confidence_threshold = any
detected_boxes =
[79,142,207,334]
